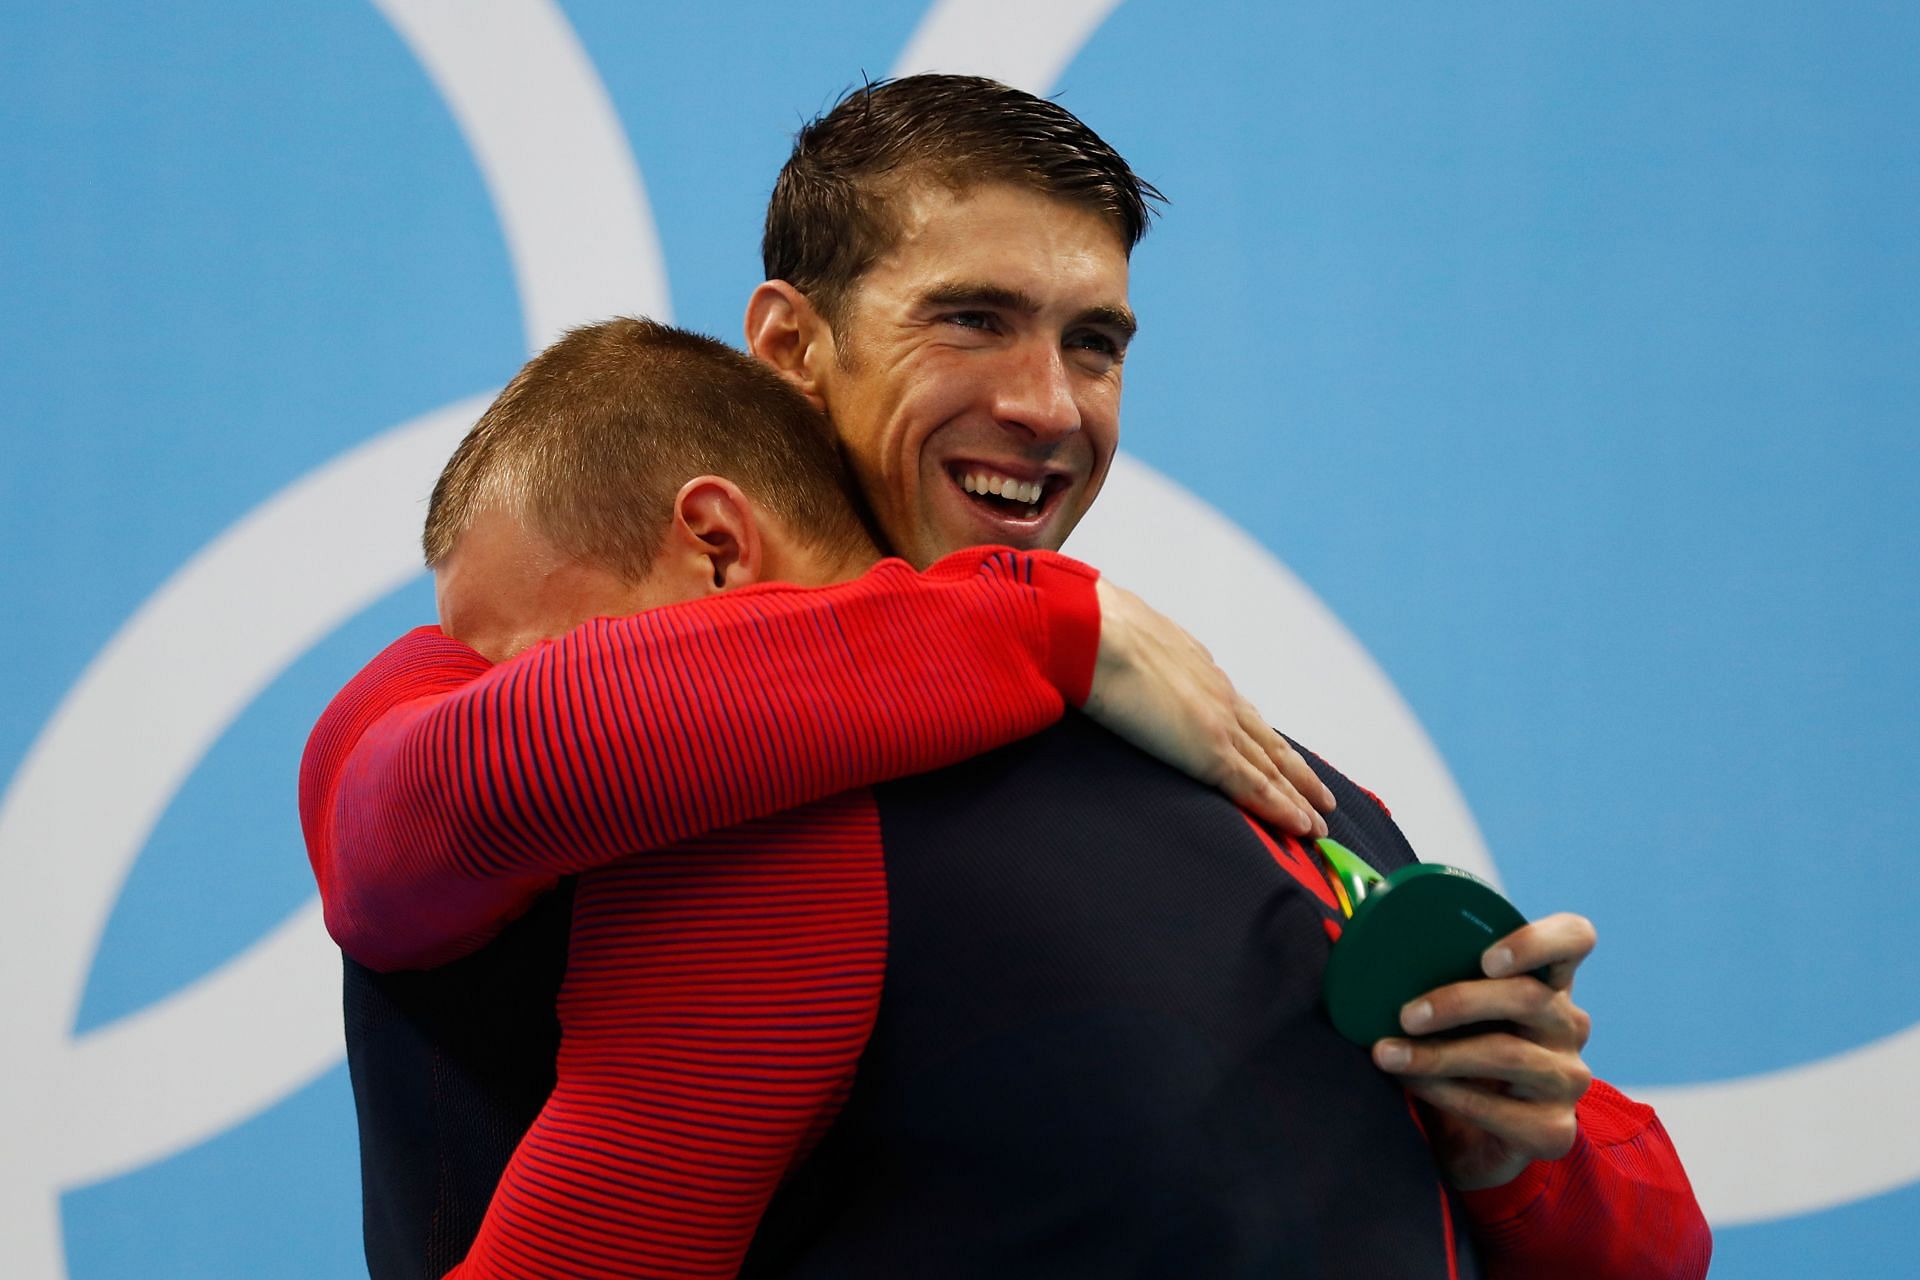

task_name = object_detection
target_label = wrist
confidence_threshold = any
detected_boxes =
[1458,1131,1582,1224]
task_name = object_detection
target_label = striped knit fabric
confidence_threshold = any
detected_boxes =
[300,548,1101,972]
[448,793,888,1279]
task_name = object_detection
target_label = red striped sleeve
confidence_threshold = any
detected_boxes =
[298,547,1101,971]
[447,792,888,1280]
[1464,1079,1713,1278]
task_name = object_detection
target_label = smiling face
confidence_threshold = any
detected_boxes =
[812,182,1134,568]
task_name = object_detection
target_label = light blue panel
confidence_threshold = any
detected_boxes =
[62,1064,362,1277]
[3,3,517,1276]
[0,0,521,783]
[4,1,1913,1277]
[1709,1179,1918,1278]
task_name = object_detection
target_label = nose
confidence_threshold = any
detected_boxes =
[990,341,1081,444]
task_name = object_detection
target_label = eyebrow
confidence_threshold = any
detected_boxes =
[919,281,1139,342]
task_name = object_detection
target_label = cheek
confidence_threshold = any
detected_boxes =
[884,386,964,483]
[1083,384,1122,464]
[844,382,921,471]
[1073,459,1113,525]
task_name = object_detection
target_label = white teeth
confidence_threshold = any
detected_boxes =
[960,470,1045,507]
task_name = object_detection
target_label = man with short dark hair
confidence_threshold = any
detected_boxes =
[744,74,1650,1223]
[748,73,1153,570]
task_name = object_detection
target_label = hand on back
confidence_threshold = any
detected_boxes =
[1084,577,1334,837]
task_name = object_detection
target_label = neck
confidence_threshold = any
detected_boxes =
[774,534,882,589]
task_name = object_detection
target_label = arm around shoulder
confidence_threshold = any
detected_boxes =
[302,551,1101,970]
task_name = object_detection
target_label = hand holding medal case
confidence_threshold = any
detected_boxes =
[1317,839,1532,1046]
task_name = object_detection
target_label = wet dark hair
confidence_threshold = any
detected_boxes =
[763,73,1163,326]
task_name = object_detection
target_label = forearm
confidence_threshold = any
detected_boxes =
[1465,1080,1712,1279]
[310,549,1099,970]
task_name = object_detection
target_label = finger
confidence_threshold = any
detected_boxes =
[1400,977,1590,1048]
[1228,773,1314,835]
[1239,702,1337,815]
[1222,746,1318,836]
[1225,724,1324,836]
[1483,913,1598,991]
[1228,711,1286,790]
[1373,1031,1592,1103]
[1396,1076,1581,1163]
[1213,705,1320,834]
[1224,700,1328,836]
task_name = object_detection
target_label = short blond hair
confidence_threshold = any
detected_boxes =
[423,318,874,578]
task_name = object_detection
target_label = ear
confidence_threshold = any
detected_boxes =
[744,280,834,412]
[669,475,767,592]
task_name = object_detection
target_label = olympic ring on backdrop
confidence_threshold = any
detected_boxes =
[0,2,1908,1274]
[0,4,663,1271]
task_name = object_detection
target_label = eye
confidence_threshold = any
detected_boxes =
[1067,330,1126,371]
[944,310,999,332]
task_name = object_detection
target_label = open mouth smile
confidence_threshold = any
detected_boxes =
[948,463,1070,523]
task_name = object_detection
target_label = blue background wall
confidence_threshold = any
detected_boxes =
[3,2,1915,1275]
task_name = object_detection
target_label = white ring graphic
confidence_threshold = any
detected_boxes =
[0,3,1908,1276]
[378,0,672,345]
[0,1,661,1272]
[893,0,1126,90]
